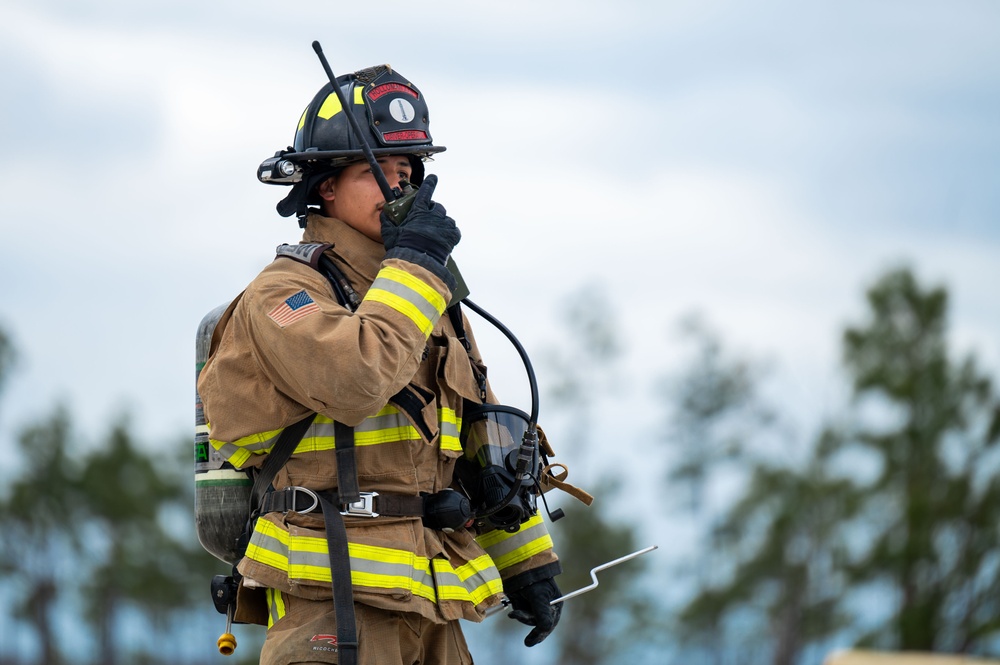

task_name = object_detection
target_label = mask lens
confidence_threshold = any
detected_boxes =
[460,405,531,471]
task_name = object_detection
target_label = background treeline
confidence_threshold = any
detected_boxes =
[1,264,999,665]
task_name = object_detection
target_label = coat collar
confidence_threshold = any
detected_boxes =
[302,212,384,291]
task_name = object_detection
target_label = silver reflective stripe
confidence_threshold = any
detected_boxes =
[246,519,502,603]
[477,514,552,569]
[355,410,412,434]
[440,419,460,441]
[370,274,442,328]
[433,557,504,603]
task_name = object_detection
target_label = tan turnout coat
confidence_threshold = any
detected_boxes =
[198,212,558,625]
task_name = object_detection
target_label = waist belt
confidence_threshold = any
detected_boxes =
[259,486,425,519]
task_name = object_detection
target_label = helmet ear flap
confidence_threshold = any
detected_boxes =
[276,168,341,224]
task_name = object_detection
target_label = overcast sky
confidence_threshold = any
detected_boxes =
[1,0,998,461]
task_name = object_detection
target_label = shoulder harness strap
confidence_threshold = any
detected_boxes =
[258,244,362,506]
[262,243,363,664]
[275,243,361,311]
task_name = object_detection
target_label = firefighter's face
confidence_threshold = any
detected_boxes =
[318,156,413,243]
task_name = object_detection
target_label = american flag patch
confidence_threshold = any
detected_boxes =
[268,290,320,327]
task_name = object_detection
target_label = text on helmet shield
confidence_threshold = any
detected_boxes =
[368,82,419,101]
[384,130,429,142]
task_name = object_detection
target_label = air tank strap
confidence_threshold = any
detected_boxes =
[250,414,317,512]
[334,420,360,505]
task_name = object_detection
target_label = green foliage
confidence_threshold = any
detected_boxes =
[671,266,1000,664]
[664,316,836,665]
[0,404,233,665]
[544,283,623,459]
[0,406,81,665]
[677,428,859,665]
[661,314,776,513]
[541,286,657,664]
[75,420,221,665]
[840,267,1000,652]
[0,324,14,394]
[553,478,659,665]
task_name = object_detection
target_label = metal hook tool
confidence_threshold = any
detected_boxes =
[550,544,658,605]
[488,544,658,616]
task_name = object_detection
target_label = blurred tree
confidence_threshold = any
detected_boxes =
[544,282,623,459]
[75,420,221,665]
[662,315,827,665]
[551,478,658,665]
[670,266,1000,664]
[470,285,655,665]
[675,427,858,665]
[0,325,13,394]
[0,402,246,665]
[840,267,1000,653]
[0,406,82,665]
[0,325,258,664]
[542,286,656,664]
[662,314,777,514]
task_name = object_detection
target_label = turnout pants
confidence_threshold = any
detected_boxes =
[260,592,474,665]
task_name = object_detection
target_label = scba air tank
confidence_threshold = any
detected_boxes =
[194,301,251,566]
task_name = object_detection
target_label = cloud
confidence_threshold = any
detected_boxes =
[1,0,999,449]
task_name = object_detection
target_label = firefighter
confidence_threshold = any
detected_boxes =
[197,64,563,665]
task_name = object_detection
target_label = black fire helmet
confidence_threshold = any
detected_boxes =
[259,64,446,223]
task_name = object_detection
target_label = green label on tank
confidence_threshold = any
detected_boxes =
[194,441,210,463]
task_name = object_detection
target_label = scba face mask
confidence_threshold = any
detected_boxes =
[457,403,540,533]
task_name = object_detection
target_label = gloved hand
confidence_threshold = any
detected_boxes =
[506,577,563,647]
[380,174,460,264]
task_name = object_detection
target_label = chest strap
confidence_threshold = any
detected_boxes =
[259,487,425,518]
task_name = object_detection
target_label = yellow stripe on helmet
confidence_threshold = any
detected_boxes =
[317,93,343,120]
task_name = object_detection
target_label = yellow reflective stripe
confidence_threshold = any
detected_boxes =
[433,555,505,604]
[246,519,501,604]
[297,107,308,131]
[380,266,448,314]
[317,93,342,119]
[265,588,286,628]
[476,513,542,548]
[365,266,446,337]
[212,405,428,466]
[355,406,421,445]
[365,290,435,336]
[354,85,363,104]
[209,424,283,469]
[356,426,420,446]
[213,442,250,468]
[475,514,553,571]
[292,410,421,454]
[439,407,462,452]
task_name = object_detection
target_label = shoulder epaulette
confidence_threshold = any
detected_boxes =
[275,243,333,271]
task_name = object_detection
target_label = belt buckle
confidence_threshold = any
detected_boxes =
[289,486,319,515]
[341,491,379,518]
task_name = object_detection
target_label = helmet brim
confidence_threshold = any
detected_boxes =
[283,145,446,169]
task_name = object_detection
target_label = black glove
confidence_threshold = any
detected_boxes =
[506,577,563,647]
[380,174,460,264]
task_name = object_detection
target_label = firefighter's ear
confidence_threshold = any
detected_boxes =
[317,177,336,202]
